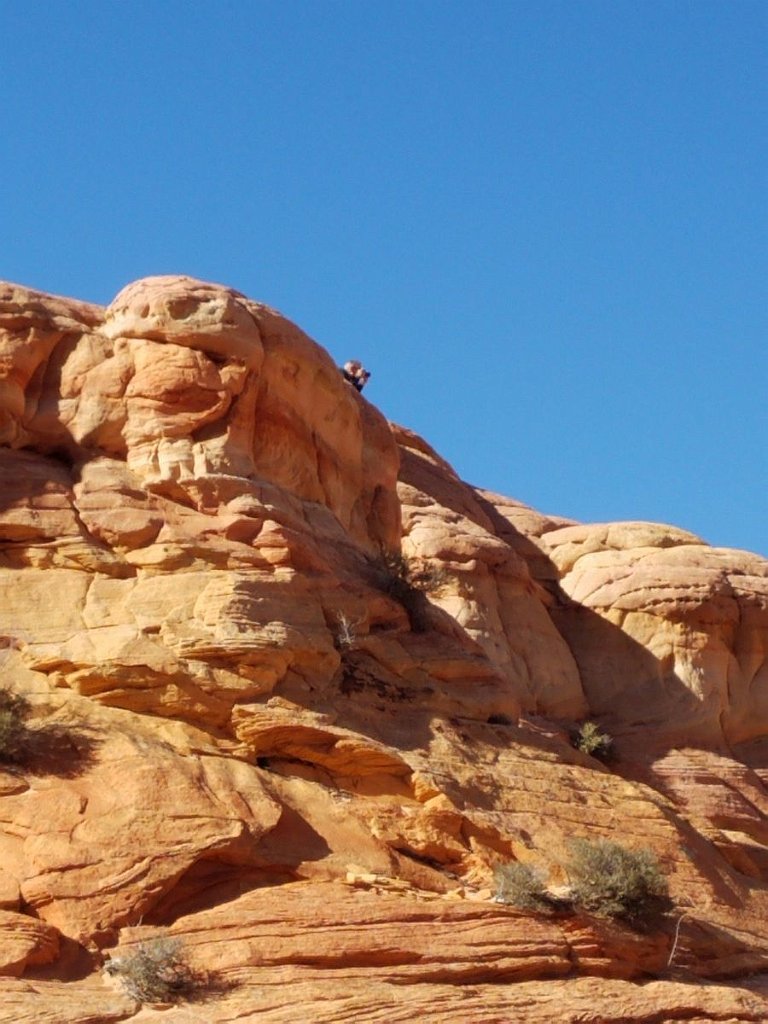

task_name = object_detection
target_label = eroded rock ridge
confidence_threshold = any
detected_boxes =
[0,276,766,1022]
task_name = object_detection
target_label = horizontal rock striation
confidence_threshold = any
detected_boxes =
[0,276,766,1022]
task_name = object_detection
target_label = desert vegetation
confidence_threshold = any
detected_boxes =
[494,862,552,911]
[0,688,30,762]
[494,839,670,926]
[572,720,613,761]
[369,550,449,631]
[107,937,200,1003]
[333,611,361,651]
[565,838,670,921]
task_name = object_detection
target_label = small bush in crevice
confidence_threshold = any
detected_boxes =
[494,862,552,911]
[0,689,30,762]
[0,688,99,777]
[333,612,361,651]
[369,550,449,632]
[407,561,450,595]
[566,838,670,922]
[107,937,199,1004]
[371,550,415,598]
[572,721,613,761]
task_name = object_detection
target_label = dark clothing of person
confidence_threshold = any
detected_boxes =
[341,361,370,392]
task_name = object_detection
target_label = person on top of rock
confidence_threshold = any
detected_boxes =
[341,360,371,392]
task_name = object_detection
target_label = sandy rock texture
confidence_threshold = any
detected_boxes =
[0,275,766,1022]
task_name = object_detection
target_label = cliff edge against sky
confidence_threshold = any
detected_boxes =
[0,276,767,1022]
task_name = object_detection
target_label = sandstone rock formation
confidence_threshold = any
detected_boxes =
[0,275,766,1022]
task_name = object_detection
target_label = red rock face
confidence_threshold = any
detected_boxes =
[0,276,766,1022]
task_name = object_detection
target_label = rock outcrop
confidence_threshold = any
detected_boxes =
[0,276,766,1022]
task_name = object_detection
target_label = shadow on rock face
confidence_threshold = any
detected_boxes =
[0,715,101,780]
[474,491,736,750]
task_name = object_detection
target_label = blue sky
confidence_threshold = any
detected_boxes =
[2,1,766,555]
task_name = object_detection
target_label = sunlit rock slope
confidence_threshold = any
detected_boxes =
[0,275,766,1022]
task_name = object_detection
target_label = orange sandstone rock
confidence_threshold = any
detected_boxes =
[0,275,766,1023]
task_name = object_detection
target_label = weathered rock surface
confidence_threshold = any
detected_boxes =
[0,276,766,1022]
[541,521,768,746]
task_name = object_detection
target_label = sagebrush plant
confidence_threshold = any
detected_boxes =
[566,838,670,921]
[0,689,30,761]
[494,862,551,911]
[109,937,198,1003]
[573,721,613,760]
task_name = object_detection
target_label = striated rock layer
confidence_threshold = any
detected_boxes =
[0,275,766,1022]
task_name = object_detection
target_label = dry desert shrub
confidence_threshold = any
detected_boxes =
[0,689,30,761]
[369,550,449,631]
[108,937,199,1003]
[334,611,361,650]
[566,838,670,921]
[494,862,551,911]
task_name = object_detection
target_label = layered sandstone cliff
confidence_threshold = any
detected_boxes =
[0,276,766,1022]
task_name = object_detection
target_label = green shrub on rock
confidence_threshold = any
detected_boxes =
[566,838,670,921]
[572,721,613,760]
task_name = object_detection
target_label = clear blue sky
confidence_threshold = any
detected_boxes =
[2,1,766,556]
